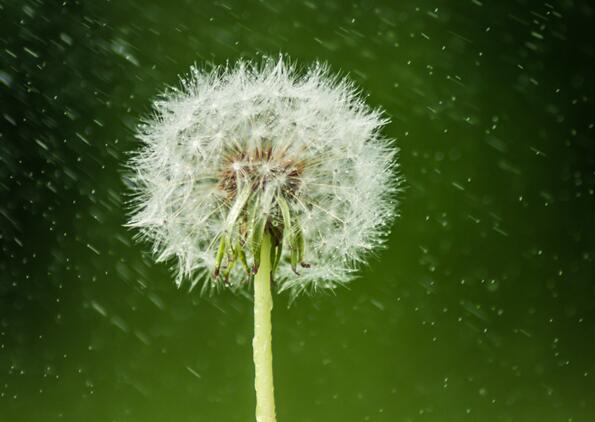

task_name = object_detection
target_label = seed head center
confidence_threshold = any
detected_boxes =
[220,147,304,199]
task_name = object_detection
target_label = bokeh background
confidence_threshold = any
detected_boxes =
[1,0,594,421]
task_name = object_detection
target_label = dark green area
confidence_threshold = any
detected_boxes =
[1,0,594,421]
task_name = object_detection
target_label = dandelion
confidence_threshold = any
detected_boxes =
[127,56,399,421]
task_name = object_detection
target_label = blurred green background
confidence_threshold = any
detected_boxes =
[1,0,594,421]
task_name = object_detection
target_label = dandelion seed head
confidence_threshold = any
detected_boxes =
[127,56,401,295]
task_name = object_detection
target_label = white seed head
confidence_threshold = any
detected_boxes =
[127,56,400,295]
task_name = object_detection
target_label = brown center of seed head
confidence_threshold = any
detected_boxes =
[219,146,305,201]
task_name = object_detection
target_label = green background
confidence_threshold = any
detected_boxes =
[1,0,594,421]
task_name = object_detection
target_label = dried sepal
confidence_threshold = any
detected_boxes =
[214,235,227,277]
[237,241,251,277]
[250,213,267,274]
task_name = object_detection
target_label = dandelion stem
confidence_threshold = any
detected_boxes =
[253,231,277,422]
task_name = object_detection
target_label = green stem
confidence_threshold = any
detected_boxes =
[253,232,277,422]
